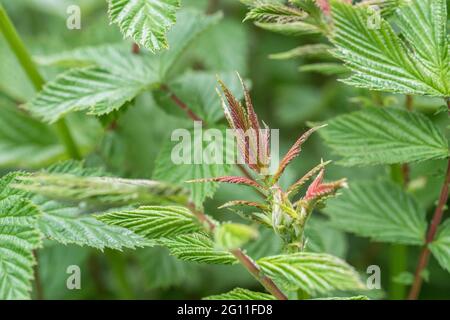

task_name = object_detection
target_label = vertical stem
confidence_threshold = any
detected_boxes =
[408,157,450,299]
[0,4,81,159]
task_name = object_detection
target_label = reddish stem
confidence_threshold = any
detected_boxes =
[408,157,450,299]
[160,85,204,123]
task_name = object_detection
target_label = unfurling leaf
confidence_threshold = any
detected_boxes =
[214,223,258,250]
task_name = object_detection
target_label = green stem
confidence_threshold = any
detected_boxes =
[0,4,81,159]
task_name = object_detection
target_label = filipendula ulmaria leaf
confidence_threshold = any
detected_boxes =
[27,11,221,123]
[158,233,237,265]
[214,223,258,250]
[153,129,232,208]
[36,200,148,250]
[204,288,275,300]
[4,171,148,250]
[107,0,181,53]
[330,0,450,96]
[26,67,149,124]
[97,206,202,239]
[322,181,427,245]
[318,107,449,166]
[257,252,365,295]
[137,246,199,289]
[14,174,189,207]
[0,196,41,299]
[0,99,67,168]
[429,219,450,273]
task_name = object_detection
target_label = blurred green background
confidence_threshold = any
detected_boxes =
[0,0,449,299]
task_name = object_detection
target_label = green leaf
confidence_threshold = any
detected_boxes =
[159,233,237,265]
[107,0,181,53]
[153,130,232,208]
[193,20,249,73]
[299,63,348,75]
[204,288,275,300]
[254,21,320,36]
[0,100,66,168]
[305,217,348,258]
[37,201,147,250]
[157,10,222,80]
[244,3,308,23]
[3,169,148,250]
[214,223,258,250]
[26,67,148,124]
[330,0,450,96]
[0,196,42,299]
[15,173,189,207]
[97,206,202,239]
[257,252,365,295]
[322,181,427,245]
[430,219,450,272]
[319,107,449,166]
[137,246,198,289]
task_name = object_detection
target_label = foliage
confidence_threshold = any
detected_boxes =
[0,0,449,301]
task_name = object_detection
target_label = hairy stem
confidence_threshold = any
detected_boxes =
[0,4,81,159]
[188,202,287,300]
[231,249,288,300]
[165,81,286,299]
[408,157,450,299]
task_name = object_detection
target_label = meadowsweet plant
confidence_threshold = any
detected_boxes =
[0,0,448,301]
[242,0,450,300]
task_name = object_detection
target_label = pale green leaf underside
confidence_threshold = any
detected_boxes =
[108,0,181,53]
[331,0,450,96]
[26,67,147,124]
[0,196,41,300]
[98,206,201,239]
[4,169,148,251]
[319,107,449,166]
[323,181,427,245]
[204,288,275,300]
[257,252,365,295]
[429,219,450,273]
[15,173,189,207]
[159,233,237,265]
